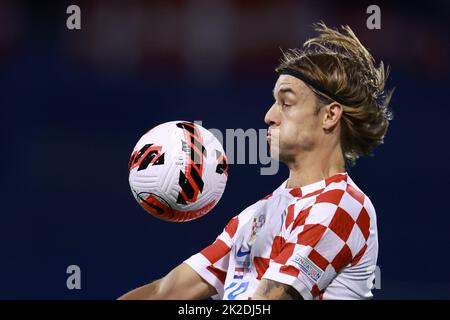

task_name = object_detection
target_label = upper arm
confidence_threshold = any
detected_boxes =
[253,279,303,300]
[118,263,216,300]
[157,263,217,299]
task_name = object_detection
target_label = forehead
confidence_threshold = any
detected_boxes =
[273,74,308,94]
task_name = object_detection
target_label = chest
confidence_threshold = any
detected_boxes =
[223,194,293,300]
[233,195,291,263]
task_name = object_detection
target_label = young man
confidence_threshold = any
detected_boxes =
[119,23,393,300]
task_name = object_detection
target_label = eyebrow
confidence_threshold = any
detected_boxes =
[273,87,297,98]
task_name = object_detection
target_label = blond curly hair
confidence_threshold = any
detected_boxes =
[276,22,394,166]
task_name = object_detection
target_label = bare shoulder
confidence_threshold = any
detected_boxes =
[253,279,303,300]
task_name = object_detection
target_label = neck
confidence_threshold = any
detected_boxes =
[286,145,346,188]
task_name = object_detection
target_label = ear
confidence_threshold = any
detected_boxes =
[322,102,343,132]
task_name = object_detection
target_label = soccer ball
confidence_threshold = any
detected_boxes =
[128,121,228,222]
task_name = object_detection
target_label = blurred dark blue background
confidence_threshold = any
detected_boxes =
[1,0,449,299]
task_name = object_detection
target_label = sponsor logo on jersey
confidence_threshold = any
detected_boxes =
[236,248,251,257]
[291,253,324,282]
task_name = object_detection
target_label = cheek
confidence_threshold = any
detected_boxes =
[280,113,319,147]
[279,120,302,145]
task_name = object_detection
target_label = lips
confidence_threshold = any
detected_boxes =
[267,128,274,141]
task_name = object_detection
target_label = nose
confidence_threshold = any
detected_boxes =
[264,103,280,127]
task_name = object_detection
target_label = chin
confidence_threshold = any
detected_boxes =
[278,153,296,164]
[276,146,299,164]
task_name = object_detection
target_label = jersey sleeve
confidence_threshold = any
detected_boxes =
[184,216,238,297]
[262,188,370,300]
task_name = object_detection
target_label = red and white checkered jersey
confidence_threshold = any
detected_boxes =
[184,173,378,300]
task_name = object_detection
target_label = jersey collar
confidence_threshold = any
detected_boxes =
[282,172,348,198]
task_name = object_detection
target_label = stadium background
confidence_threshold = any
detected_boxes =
[1,0,449,299]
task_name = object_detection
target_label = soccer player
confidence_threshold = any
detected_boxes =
[119,23,393,300]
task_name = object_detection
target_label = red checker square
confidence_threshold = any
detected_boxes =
[325,174,347,186]
[331,244,352,272]
[225,217,238,238]
[254,257,270,280]
[297,224,327,247]
[292,206,312,230]
[308,249,330,271]
[315,189,345,206]
[351,244,368,266]
[290,188,302,197]
[356,207,370,240]
[280,265,300,278]
[201,239,230,264]
[311,284,321,297]
[270,236,285,260]
[274,242,296,265]
[346,184,365,205]
[206,265,226,284]
[285,204,295,229]
[328,207,355,242]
